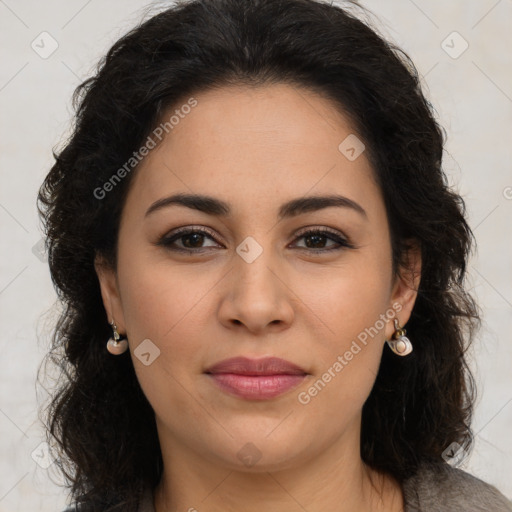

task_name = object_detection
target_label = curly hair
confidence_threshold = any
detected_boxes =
[37,0,481,510]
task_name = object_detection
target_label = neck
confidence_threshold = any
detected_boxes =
[153,420,404,512]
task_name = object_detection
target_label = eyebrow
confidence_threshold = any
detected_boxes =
[145,192,367,220]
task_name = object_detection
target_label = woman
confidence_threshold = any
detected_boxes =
[37,0,512,510]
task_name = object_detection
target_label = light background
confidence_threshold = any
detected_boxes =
[0,0,511,510]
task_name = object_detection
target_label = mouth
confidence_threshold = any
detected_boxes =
[204,356,309,400]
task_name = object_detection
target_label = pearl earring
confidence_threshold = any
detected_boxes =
[106,319,128,355]
[386,319,413,356]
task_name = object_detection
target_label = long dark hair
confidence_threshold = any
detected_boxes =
[37,0,481,509]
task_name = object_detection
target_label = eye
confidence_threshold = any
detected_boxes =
[290,228,355,253]
[156,226,355,254]
[157,226,222,253]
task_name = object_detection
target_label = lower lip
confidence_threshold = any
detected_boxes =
[207,373,307,400]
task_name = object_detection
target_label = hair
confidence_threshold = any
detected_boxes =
[37,0,481,510]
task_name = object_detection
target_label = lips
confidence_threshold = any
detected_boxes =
[205,356,308,376]
[204,356,308,400]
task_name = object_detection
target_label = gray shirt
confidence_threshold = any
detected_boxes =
[401,462,512,511]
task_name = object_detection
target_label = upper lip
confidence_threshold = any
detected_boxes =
[205,356,308,375]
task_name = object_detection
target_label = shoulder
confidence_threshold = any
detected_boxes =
[403,461,512,512]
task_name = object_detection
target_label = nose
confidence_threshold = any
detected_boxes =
[217,249,295,334]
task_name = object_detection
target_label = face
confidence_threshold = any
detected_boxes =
[96,83,420,472]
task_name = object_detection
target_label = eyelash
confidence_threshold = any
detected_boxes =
[156,226,356,254]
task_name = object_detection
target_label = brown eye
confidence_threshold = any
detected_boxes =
[179,232,207,248]
[292,229,355,252]
[158,227,221,253]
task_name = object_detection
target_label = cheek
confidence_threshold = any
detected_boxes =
[117,248,215,346]
[117,258,211,423]
[295,254,392,343]
[295,283,389,427]
[293,258,391,400]
[115,255,220,415]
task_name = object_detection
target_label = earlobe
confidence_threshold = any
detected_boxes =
[94,254,126,332]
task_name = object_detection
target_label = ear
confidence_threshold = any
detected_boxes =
[94,254,126,334]
[385,239,422,340]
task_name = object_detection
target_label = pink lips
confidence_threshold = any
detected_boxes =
[205,356,308,400]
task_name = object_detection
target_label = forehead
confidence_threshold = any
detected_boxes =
[123,83,382,220]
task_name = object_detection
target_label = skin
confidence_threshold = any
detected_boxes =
[95,83,421,511]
